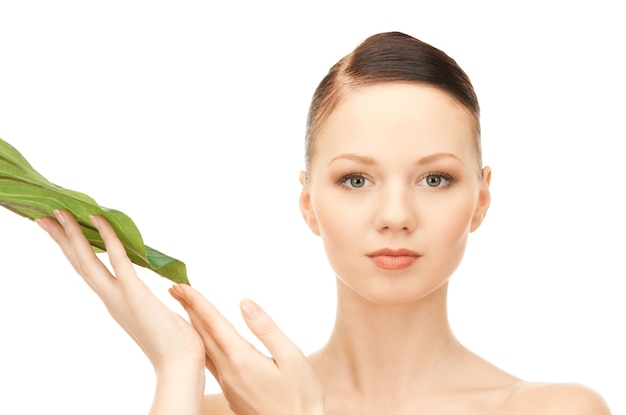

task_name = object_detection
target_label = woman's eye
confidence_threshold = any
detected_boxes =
[340,174,371,189]
[420,173,452,188]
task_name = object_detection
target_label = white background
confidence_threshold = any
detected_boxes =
[1,1,624,413]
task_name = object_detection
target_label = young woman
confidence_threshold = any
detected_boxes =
[36,32,611,415]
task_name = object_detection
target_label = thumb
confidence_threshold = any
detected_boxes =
[240,298,303,365]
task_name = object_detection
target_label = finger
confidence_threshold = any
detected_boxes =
[36,216,81,272]
[186,304,221,378]
[205,354,218,380]
[37,214,105,295]
[240,298,304,366]
[175,295,226,380]
[89,215,138,285]
[53,210,116,297]
[173,284,251,356]
[169,286,225,364]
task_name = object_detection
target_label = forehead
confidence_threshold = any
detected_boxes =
[314,83,477,164]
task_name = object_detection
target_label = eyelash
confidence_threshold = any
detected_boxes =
[335,171,455,190]
[419,172,454,189]
[336,171,371,191]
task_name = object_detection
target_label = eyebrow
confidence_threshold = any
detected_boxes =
[328,152,465,166]
[415,152,465,166]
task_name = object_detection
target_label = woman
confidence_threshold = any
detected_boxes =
[36,32,611,415]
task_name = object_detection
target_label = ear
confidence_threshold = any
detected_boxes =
[299,171,320,236]
[470,166,491,232]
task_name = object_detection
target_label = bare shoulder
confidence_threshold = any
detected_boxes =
[506,382,612,415]
[202,393,235,415]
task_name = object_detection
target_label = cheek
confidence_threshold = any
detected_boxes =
[435,199,474,243]
[423,190,477,270]
[311,194,364,270]
[316,204,355,239]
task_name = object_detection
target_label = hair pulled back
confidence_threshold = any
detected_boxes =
[305,31,481,176]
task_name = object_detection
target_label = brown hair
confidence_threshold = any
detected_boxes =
[304,31,481,177]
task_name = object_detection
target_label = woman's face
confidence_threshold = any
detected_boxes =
[299,83,491,305]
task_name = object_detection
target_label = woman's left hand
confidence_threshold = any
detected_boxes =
[170,284,325,415]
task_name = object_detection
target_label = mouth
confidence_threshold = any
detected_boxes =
[366,248,422,270]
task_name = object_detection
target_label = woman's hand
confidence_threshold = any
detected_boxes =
[37,210,206,415]
[171,284,325,415]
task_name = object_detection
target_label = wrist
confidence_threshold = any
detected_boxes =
[152,352,205,374]
[154,359,205,381]
[154,358,205,397]
[150,363,205,415]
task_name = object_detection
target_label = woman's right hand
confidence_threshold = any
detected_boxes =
[36,210,205,376]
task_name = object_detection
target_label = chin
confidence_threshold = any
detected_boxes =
[338,274,450,306]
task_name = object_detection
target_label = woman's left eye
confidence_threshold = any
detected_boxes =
[419,173,453,188]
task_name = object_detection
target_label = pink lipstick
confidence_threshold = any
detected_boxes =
[366,248,421,270]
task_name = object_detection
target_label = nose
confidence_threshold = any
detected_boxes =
[373,181,417,233]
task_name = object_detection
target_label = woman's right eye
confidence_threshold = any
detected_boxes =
[339,174,372,189]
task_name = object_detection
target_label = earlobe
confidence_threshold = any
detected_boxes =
[299,171,321,236]
[470,166,491,232]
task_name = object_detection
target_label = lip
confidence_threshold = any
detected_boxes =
[366,248,422,270]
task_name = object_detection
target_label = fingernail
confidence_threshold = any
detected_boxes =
[240,298,260,319]
[171,284,186,300]
[35,218,49,233]
[53,210,66,225]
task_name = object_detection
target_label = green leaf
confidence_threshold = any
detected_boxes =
[0,137,189,285]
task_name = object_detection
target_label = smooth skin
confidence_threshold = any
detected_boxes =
[37,211,206,415]
[37,82,611,415]
[295,83,611,414]
[37,210,323,415]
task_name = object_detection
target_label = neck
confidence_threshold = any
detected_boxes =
[310,279,464,399]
